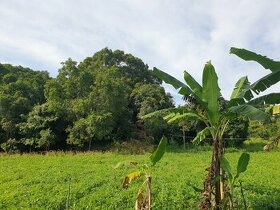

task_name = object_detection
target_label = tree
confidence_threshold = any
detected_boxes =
[131,83,173,117]
[78,48,161,88]
[67,112,113,150]
[0,64,50,150]
[130,83,174,142]
[223,116,249,146]
[37,129,55,152]
[144,47,280,209]
[19,103,58,151]
[1,49,174,151]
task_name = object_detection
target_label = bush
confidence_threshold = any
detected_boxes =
[110,139,155,154]
[224,117,249,146]
[249,118,280,140]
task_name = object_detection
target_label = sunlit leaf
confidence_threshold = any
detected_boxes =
[150,136,168,166]
[230,47,280,72]
[229,104,269,122]
[248,93,280,106]
[192,127,210,144]
[184,71,202,98]
[166,112,202,124]
[202,61,221,125]
[163,113,176,121]
[140,108,172,119]
[235,153,250,180]
[220,156,233,182]
[141,107,188,120]
[250,70,280,94]
[230,76,253,100]
[153,67,189,90]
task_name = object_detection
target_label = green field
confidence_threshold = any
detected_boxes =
[1,149,280,210]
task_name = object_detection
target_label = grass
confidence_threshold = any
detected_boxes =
[0,147,279,209]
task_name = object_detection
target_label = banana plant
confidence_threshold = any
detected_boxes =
[142,48,280,209]
[115,136,168,210]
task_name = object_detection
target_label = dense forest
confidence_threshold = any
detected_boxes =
[0,48,174,152]
[0,48,271,153]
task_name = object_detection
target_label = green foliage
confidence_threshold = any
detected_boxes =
[229,104,269,122]
[45,49,172,147]
[236,153,250,179]
[0,138,17,153]
[230,47,280,104]
[223,117,249,146]
[37,129,55,151]
[221,153,250,209]
[0,49,174,151]
[148,58,273,150]
[67,113,113,148]
[248,121,270,139]
[230,47,280,72]
[230,76,252,101]
[149,136,168,166]
[117,136,168,209]
[221,152,250,183]
[249,93,280,106]
[146,47,279,208]
[248,118,280,140]
[201,61,221,125]
[0,64,50,150]
[131,83,173,117]
[19,103,59,150]
[152,67,186,89]
[141,115,171,143]
[192,127,211,145]
[250,71,280,95]
[183,71,202,98]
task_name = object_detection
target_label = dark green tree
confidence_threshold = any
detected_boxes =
[0,64,50,150]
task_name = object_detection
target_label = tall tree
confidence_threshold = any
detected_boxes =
[0,64,50,149]
[42,49,171,149]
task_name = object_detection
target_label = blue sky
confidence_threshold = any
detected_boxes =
[0,0,279,104]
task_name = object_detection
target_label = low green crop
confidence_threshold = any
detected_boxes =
[0,149,279,209]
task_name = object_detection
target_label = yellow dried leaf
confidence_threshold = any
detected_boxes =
[272,105,280,115]
[122,171,142,189]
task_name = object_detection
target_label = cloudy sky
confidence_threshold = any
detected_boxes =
[0,0,279,104]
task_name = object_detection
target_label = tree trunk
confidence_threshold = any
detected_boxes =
[183,129,186,150]
[88,138,92,151]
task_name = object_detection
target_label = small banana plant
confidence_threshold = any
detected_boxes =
[114,136,168,210]
[220,152,250,210]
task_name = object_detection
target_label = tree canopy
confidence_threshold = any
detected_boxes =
[0,49,174,152]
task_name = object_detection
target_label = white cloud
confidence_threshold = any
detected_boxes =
[0,0,279,102]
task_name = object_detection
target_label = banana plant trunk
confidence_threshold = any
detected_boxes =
[212,137,221,209]
[135,175,152,210]
[146,176,151,209]
[200,137,224,210]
